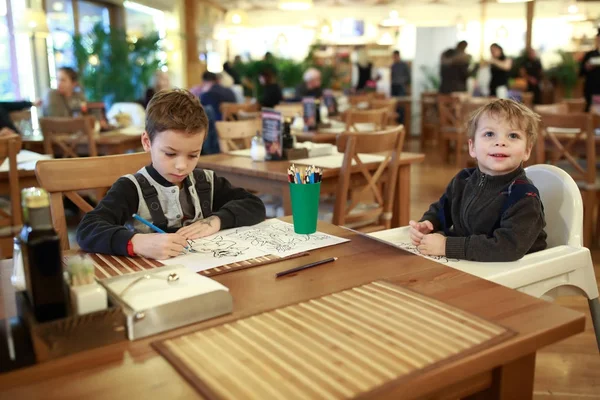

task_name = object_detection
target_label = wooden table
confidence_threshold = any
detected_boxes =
[22,129,142,156]
[0,220,585,399]
[197,152,425,227]
[0,169,37,196]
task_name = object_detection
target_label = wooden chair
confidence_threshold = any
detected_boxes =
[331,125,406,232]
[420,91,439,148]
[534,103,569,114]
[0,133,23,257]
[9,109,32,127]
[38,116,97,158]
[562,98,586,113]
[348,93,372,107]
[35,152,151,250]
[438,94,466,168]
[220,102,260,121]
[344,108,388,132]
[370,98,398,125]
[275,103,303,119]
[535,112,596,247]
[215,120,261,152]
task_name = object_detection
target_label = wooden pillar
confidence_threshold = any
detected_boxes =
[184,0,200,88]
[525,0,535,51]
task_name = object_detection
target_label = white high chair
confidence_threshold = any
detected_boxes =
[369,164,600,351]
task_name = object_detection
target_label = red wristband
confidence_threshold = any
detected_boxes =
[127,240,135,257]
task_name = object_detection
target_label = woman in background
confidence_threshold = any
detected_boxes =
[43,67,86,117]
[488,43,512,97]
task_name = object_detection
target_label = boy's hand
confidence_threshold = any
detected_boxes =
[418,233,446,257]
[177,216,221,240]
[409,220,434,245]
[130,233,188,260]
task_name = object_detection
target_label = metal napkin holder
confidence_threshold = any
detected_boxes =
[98,265,232,340]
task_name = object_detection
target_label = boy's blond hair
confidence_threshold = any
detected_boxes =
[145,89,208,142]
[466,99,540,147]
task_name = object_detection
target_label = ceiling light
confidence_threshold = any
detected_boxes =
[224,8,248,26]
[52,2,64,12]
[496,0,533,3]
[14,9,49,35]
[568,4,578,14]
[278,0,313,11]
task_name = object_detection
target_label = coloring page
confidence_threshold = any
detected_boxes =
[162,219,349,272]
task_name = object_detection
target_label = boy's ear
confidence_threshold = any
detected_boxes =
[468,138,476,159]
[523,143,533,162]
[141,131,151,152]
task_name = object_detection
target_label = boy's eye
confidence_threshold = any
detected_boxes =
[165,153,176,157]
[188,154,200,159]
[509,133,520,139]
[484,131,494,137]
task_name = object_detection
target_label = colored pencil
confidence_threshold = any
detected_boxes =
[276,257,338,278]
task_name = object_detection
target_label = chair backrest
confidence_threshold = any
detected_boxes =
[0,133,23,228]
[344,108,388,132]
[348,93,373,107]
[274,103,303,119]
[107,102,146,127]
[333,125,406,231]
[370,98,397,124]
[9,109,32,125]
[35,152,151,249]
[39,116,98,158]
[220,102,260,121]
[215,119,261,152]
[421,92,439,126]
[535,112,595,185]
[525,164,583,248]
[562,98,586,113]
[534,103,568,114]
[437,94,463,132]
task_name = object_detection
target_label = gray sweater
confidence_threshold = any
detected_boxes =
[42,89,86,117]
[421,167,547,262]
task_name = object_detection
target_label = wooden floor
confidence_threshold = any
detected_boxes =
[406,139,600,399]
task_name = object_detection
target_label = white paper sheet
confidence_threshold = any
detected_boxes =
[0,150,52,172]
[161,219,349,272]
[293,153,385,169]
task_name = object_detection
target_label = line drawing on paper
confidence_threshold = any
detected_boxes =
[226,223,331,254]
[191,236,249,258]
[396,242,460,264]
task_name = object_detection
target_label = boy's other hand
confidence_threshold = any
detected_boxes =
[130,233,188,260]
[418,233,446,257]
[409,220,434,245]
[177,216,221,240]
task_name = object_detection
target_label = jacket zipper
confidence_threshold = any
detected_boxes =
[462,173,486,231]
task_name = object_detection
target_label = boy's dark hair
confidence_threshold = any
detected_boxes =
[467,99,540,147]
[145,89,208,142]
[393,50,400,57]
[59,67,79,82]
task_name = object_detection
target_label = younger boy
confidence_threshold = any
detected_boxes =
[76,89,266,260]
[409,99,547,262]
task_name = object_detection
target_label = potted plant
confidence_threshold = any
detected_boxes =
[546,50,579,99]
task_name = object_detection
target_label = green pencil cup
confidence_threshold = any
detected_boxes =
[289,182,321,234]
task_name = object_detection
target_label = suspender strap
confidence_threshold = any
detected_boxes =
[193,169,213,219]
[133,173,168,231]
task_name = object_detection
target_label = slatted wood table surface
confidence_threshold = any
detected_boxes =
[0,220,585,399]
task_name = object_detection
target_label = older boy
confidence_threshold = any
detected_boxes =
[77,89,266,259]
[410,99,547,262]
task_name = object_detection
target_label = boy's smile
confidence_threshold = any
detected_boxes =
[468,112,532,176]
[141,129,205,186]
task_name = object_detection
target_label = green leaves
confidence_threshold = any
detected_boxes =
[546,51,578,99]
[71,22,165,105]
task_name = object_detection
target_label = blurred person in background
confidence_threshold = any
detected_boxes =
[296,68,323,98]
[199,71,236,121]
[488,43,512,97]
[141,70,171,108]
[43,67,87,117]
[390,50,410,96]
[259,67,282,108]
[580,28,600,111]
[439,41,471,94]
[519,48,543,104]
